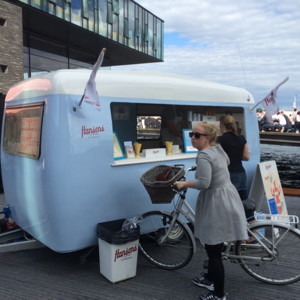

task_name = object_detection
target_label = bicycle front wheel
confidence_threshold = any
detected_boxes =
[236,223,300,284]
[139,211,194,270]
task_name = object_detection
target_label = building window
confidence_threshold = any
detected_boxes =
[107,2,113,24]
[0,65,8,73]
[128,0,134,48]
[83,18,88,29]
[112,0,119,15]
[0,18,6,26]
[118,0,124,42]
[64,1,71,21]
[134,19,139,37]
[124,18,129,38]
[49,2,56,15]
[71,0,82,26]
[31,0,42,9]
[56,0,63,18]
[144,24,148,42]
[99,0,107,36]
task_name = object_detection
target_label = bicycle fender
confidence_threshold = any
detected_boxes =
[147,210,197,253]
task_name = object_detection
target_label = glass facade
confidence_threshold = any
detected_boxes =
[23,35,97,78]
[18,0,164,60]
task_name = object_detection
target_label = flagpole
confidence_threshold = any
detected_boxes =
[78,94,85,107]
[293,94,297,109]
[249,96,267,112]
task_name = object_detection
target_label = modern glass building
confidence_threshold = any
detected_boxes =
[0,0,164,93]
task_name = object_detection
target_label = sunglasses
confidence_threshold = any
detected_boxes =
[189,132,207,139]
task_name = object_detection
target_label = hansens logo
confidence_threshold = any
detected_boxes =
[114,245,137,262]
[81,125,105,138]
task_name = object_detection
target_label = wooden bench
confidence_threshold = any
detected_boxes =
[283,188,300,197]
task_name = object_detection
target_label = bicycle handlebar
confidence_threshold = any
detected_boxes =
[171,165,197,195]
[187,166,197,172]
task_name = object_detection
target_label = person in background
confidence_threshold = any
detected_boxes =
[289,110,297,132]
[275,111,290,132]
[295,111,300,133]
[280,111,292,132]
[291,108,297,123]
[174,122,248,300]
[160,106,185,149]
[258,110,275,132]
[218,115,251,213]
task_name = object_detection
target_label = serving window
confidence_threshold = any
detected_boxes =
[3,103,44,159]
[110,102,246,164]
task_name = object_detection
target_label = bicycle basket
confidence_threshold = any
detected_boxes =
[140,165,185,204]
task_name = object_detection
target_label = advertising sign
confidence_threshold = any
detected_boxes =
[249,161,288,215]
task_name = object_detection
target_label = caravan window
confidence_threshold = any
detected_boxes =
[3,103,44,159]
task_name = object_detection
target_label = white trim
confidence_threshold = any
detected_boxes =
[112,153,197,166]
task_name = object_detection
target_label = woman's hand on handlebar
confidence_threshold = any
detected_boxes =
[173,181,187,191]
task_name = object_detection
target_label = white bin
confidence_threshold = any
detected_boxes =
[98,238,139,283]
[97,219,140,283]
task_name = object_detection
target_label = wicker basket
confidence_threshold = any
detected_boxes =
[140,165,185,204]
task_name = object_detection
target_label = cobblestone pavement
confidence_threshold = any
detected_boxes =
[0,193,299,300]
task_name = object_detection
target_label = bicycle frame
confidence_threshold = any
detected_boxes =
[173,189,196,225]
[222,220,300,262]
[164,166,300,264]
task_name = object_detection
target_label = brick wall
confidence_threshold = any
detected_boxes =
[0,0,23,96]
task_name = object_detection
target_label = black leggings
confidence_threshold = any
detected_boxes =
[205,243,224,298]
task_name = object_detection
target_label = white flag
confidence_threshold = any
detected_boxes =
[261,77,289,117]
[81,48,106,110]
[293,95,297,109]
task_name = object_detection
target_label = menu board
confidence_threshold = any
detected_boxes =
[19,117,41,157]
[113,131,125,159]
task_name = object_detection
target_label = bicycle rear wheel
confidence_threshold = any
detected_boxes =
[139,211,194,270]
[236,223,300,284]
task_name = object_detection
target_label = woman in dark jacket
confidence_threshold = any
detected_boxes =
[218,115,253,218]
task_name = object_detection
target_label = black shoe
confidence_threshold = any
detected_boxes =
[199,292,226,300]
[193,275,214,291]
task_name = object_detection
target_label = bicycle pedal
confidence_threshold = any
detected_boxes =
[230,259,239,264]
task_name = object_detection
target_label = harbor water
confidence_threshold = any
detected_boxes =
[260,144,300,189]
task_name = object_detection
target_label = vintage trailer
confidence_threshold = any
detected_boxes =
[1,70,260,252]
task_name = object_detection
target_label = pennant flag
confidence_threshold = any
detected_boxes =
[293,95,297,109]
[261,77,289,117]
[261,90,280,117]
[79,48,106,110]
[251,77,289,116]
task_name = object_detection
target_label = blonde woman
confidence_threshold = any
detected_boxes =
[174,122,247,300]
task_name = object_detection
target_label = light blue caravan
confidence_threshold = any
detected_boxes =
[1,70,260,252]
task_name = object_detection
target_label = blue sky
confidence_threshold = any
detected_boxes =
[115,0,300,111]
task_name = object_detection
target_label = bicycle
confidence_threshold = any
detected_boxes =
[139,165,300,285]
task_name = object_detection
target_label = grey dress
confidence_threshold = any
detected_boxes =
[193,145,248,245]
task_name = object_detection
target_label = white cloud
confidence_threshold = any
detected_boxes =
[117,0,300,108]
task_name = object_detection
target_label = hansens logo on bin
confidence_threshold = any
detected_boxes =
[114,245,138,262]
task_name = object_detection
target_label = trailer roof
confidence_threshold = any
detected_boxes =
[6,69,254,104]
